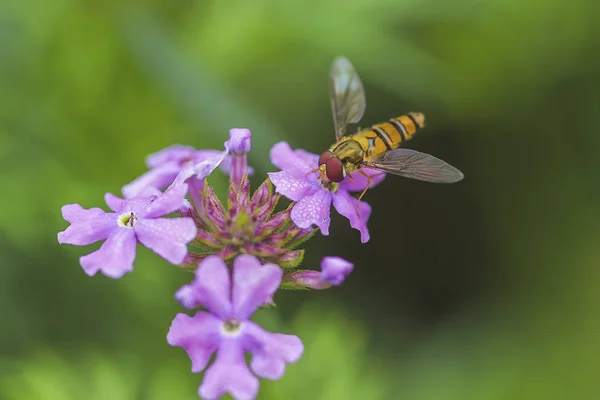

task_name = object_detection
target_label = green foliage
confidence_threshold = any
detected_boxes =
[0,305,391,400]
[258,305,391,400]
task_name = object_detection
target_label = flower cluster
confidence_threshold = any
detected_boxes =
[57,129,381,399]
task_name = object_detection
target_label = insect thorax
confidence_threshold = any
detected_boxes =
[330,139,364,172]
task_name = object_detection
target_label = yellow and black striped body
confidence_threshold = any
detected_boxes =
[354,112,425,157]
[326,112,425,178]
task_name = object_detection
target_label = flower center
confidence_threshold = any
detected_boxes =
[117,211,138,228]
[318,178,339,193]
[230,211,256,244]
[220,318,243,337]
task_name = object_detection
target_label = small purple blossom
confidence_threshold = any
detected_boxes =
[181,131,313,270]
[268,142,384,243]
[321,256,354,285]
[122,145,221,199]
[122,129,254,199]
[58,181,197,278]
[168,255,303,400]
[283,256,354,290]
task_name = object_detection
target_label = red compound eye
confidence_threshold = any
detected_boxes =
[318,151,333,166]
[325,157,345,182]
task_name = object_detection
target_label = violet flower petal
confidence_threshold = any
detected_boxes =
[175,283,203,310]
[192,256,233,319]
[199,338,259,400]
[227,128,252,153]
[294,148,320,167]
[245,322,303,380]
[79,228,137,278]
[114,196,156,215]
[187,177,205,213]
[167,312,221,373]
[290,190,332,235]
[145,144,196,168]
[270,142,316,178]
[331,190,371,243]
[320,256,354,285]
[122,163,181,199]
[104,193,127,212]
[194,151,229,180]
[60,204,106,223]
[342,168,386,192]
[135,218,197,265]
[268,171,317,202]
[140,181,189,219]
[58,205,116,246]
[231,255,282,320]
[219,157,255,176]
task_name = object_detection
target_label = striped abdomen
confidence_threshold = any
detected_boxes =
[355,112,425,156]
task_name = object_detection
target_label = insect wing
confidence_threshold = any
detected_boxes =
[364,148,464,183]
[330,57,366,140]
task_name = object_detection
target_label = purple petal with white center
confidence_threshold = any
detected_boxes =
[245,322,304,380]
[331,190,372,243]
[167,312,221,373]
[342,168,386,192]
[134,218,197,265]
[290,190,332,235]
[268,171,317,202]
[226,128,251,153]
[191,256,233,319]
[145,145,197,168]
[320,256,354,285]
[270,142,316,178]
[231,255,282,320]
[58,205,116,246]
[79,228,137,278]
[199,338,259,400]
[139,181,189,219]
[122,163,181,198]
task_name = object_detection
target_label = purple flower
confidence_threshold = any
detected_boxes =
[168,255,303,400]
[283,256,354,290]
[58,182,197,279]
[122,129,254,199]
[267,142,384,243]
[180,130,314,270]
[122,145,222,198]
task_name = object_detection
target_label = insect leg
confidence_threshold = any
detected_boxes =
[355,169,373,218]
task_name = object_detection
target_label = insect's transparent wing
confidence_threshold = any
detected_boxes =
[363,148,464,183]
[330,57,366,140]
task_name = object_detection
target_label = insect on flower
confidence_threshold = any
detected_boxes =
[316,57,464,204]
[57,126,364,400]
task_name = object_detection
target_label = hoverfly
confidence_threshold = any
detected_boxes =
[316,57,464,202]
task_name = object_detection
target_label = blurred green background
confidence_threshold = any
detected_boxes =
[1,0,600,399]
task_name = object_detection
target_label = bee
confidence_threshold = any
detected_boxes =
[317,57,464,202]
